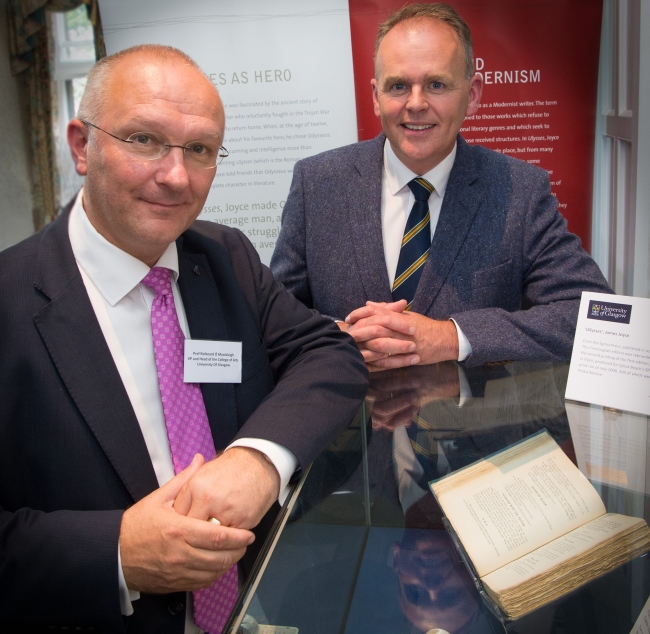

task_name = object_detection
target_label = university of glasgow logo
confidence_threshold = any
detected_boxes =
[587,300,632,324]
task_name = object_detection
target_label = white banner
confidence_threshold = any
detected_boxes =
[99,0,357,264]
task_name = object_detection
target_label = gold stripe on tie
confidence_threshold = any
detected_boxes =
[414,177,434,193]
[393,251,430,290]
[392,177,433,308]
[402,211,431,246]
[412,413,435,431]
[410,439,438,460]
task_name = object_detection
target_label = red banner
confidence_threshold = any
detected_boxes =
[349,0,603,249]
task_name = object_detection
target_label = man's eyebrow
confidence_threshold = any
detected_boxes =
[418,73,455,86]
[126,118,222,139]
[380,73,451,88]
[381,75,408,87]
[128,118,157,128]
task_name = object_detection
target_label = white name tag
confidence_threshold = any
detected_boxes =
[184,340,242,383]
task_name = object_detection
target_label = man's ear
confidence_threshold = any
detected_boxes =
[67,119,89,176]
[371,78,381,118]
[465,73,483,118]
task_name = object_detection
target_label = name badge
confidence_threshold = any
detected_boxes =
[184,340,242,383]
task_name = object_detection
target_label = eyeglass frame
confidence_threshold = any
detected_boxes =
[80,119,228,168]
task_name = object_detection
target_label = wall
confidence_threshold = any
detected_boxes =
[633,0,650,298]
[0,0,35,251]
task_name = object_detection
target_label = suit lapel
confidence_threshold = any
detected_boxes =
[176,246,239,451]
[413,138,482,316]
[346,134,393,303]
[33,212,158,501]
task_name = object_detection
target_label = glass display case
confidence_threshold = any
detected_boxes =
[225,361,650,634]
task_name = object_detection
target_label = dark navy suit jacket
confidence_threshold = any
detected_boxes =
[0,207,368,632]
[271,134,612,365]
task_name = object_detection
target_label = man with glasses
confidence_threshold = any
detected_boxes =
[0,44,367,633]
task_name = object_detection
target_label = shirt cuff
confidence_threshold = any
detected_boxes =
[118,540,140,616]
[456,364,472,406]
[450,318,472,362]
[227,438,298,505]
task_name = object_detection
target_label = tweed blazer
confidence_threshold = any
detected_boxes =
[271,134,612,365]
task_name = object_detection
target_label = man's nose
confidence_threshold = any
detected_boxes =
[406,86,428,112]
[155,146,191,189]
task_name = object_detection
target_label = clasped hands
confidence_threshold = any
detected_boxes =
[366,362,461,432]
[338,300,459,371]
[120,446,280,594]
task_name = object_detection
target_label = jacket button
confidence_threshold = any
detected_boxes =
[167,600,185,616]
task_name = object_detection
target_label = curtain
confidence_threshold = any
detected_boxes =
[7,0,105,231]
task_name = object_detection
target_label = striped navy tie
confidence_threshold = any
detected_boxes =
[392,178,433,309]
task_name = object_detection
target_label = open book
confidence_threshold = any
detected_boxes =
[430,430,650,619]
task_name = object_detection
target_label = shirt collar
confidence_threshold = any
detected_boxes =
[384,139,457,199]
[68,188,180,307]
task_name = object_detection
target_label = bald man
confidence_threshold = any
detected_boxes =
[0,45,367,633]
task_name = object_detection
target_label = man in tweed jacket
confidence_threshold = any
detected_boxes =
[271,3,611,369]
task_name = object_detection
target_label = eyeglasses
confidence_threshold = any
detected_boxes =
[81,120,228,169]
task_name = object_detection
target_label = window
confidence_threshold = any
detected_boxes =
[50,5,95,206]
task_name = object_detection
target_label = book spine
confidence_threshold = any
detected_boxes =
[442,516,511,624]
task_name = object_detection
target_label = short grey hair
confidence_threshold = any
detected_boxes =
[77,44,203,123]
[375,3,474,79]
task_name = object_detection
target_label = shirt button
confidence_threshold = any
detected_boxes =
[167,600,185,616]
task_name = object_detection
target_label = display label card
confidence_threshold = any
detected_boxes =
[566,292,650,415]
[184,340,242,383]
[566,401,648,494]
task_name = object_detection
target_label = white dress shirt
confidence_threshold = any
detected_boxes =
[381,141,472,361]
[68,191,296,631]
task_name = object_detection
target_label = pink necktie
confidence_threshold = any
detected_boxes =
[142,267,239,634]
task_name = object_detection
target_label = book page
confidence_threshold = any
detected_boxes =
[431,432,606,576]
[482,513,644,593]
